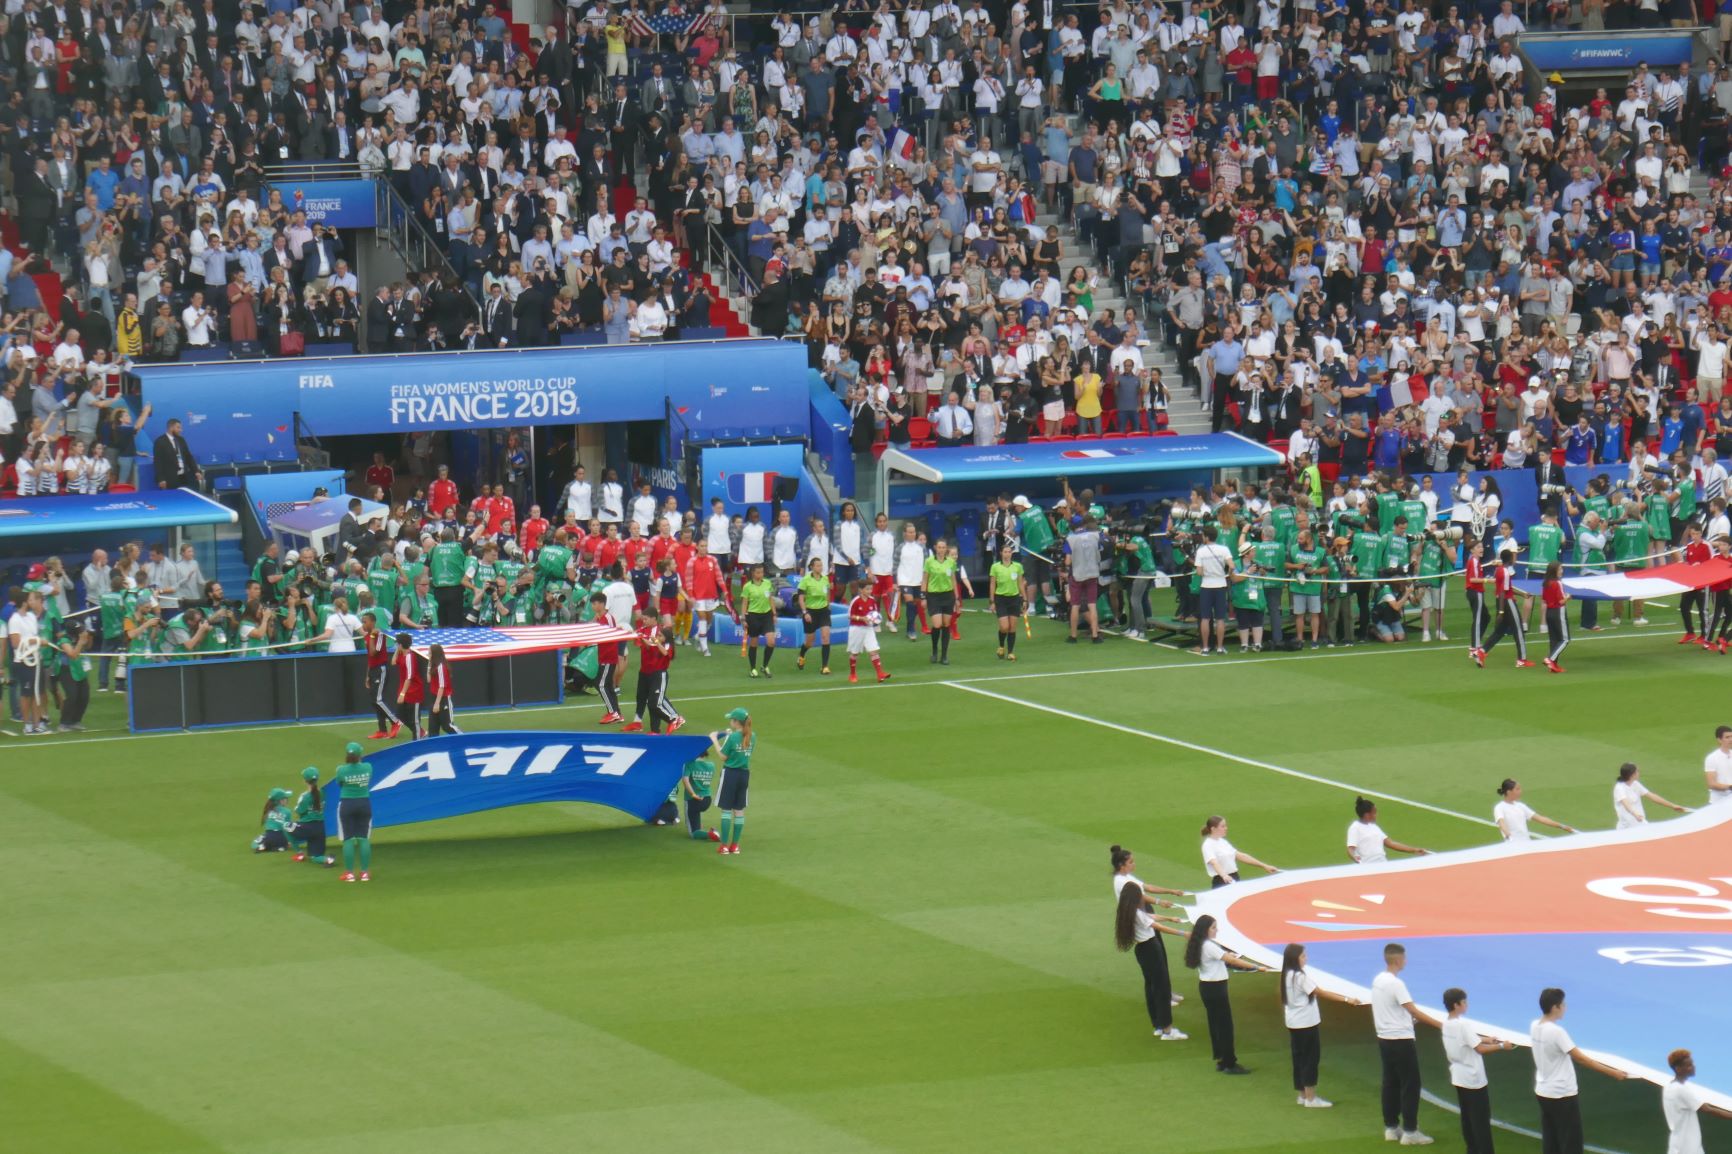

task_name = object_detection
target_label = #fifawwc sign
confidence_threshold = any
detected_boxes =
[1192,807,1732,1106]
[321,732,712,834]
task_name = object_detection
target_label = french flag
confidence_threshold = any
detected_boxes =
[1060,448,1116,459]
[887,128,918,172]
[725,471,779,502]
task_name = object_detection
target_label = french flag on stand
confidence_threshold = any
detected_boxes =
[726,471,780,502]
[1060,448,1117,460]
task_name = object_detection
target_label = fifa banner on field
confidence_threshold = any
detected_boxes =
[323,732,713,834]
[1192,805,1732,1109]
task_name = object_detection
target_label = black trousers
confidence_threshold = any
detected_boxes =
[1289,1025,1320,1091]
[1545,606,1570,662]
[367,664,400,730]
[1379,1037,1422,1131]
[396,700,422,739]
[1133,935,1173,1031]
[1467,589,1487,649]
[1682,588,1708,634]
[291,820,327,859]
[596,661,622,715]
[433,585,464,627]
[56,672,89,726]
[1482,598,1527,659]
[685,793,711,835]
[427,700,460,735]
[1712,589,1732,640]
[1199,979,1236,1068]
[1537,1095,1583,1154]
[634,669,679,730]
[1456,1084,1495,1154]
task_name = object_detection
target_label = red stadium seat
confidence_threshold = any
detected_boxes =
[907,417,933,442]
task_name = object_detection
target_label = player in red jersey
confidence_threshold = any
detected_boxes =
[1704,536,1732,653]
[595,522,624,575]
[426,642,460,734]
[518,504,551,557]
[845,579,892,683]
[1678,523,1711,644]
[364,451,395,495]
[623,611,683,733]
[1474,548,1532,668]
[588,591,627,723]
[669,526,698,643]
[486,484,517,538]
[1462,538,1487,654]
[428,464,460,520]
[392,631,426,737]
[683,538,732,656]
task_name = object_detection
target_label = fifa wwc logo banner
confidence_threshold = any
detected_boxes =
[321,733,712,833]
[1192,807,1732,1106]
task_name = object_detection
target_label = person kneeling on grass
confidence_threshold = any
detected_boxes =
[253,788,294,853]
[1372,574,1411,643]
[682,747,720,842]
[291,766,336,866]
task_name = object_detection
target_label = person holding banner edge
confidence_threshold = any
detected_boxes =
[713,707,755,855]
[291,767,336,866]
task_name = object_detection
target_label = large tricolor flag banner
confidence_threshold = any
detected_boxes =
[1191,805,1732,1108]
[1513,556,1732,601]
[725,471,780,503]
[403,623,635,661]
[886,128,918,172]
[322,732,714,833]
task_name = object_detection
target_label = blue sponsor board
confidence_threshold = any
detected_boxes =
[265,179,378,228]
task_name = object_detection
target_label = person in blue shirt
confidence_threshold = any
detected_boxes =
[1372,413,1404,471]
[1681,393,1706,456]
[85,156,120,211]
[1318,99,1340,144]
[1608,224,1637,286]
[1661,401,1685,457]
[1563,416,1597,465]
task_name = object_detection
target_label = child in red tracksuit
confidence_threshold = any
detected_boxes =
[1540,562,1570,673]
[393,632,426,737]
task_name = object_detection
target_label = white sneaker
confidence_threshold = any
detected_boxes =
[1421,630,1431,642]
[1385,1129,1402,1142]
[1157,1027,1189,1041]
[1611,616,1622,626]
[1305,1098,1334,1109]
[1297,1095,1307,1106]
[1400,1132,1435,1146]
[1634,617,1650,626]
[1436,631,1449,641]
[1170,993,1185,1005]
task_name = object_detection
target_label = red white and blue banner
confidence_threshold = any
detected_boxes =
[404,623,635,661]
[724,471,780,503]
[1513,557,1732,602]
[1192,806,1732,1107]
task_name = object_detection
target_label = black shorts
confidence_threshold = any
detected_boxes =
[338,797,373,839]
[833,563,861,584]
[927,591,956,616]
[717,766,750,810]
[994,594,1023,618]
[746,611,775,638]
[802,610,830,633]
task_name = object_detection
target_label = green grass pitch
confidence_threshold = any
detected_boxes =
[3,602,1728,1154]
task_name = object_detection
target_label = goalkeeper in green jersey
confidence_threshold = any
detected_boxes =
[333,742,376,883]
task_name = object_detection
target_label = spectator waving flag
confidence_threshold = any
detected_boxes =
[630,8,716,37]
[886,128,918,173]
[725,471,780,502]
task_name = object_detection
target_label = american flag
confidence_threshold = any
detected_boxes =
[406,623,636,661]
[628,8,717,37]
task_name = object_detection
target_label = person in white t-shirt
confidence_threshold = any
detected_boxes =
[1346,797,1430,865]
[1441,987,1516,1154]
[315,595,363,653]
[1663,1048,1732,1154]
[1493,779,1576,841]
[1531,987,1628,1153]
[1612,762,1690,829]
[1371,943,1441,1146]
[1182,914,1269,1075]
[1200,814,1280,887]
[1703,725,1732,806]
[1110,845,1190,1040]
[1193,523,1238,654]
[1280,943,1362,1108]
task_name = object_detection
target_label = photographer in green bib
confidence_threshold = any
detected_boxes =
[1250,524,1288,650]
[1286,528,1327,649]
[1571,510,1608,631]
[427,529,468,629]
[1610,494,1655,627]
[1523,510,1563,628]
[1012,495,1060,617]
[1414,526,1453,643]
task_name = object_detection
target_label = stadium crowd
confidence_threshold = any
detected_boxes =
[7,0,1732,489]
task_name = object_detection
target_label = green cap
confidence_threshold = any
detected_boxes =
[301,766,320,781]
[268,787,292,801]
[345,741,364,756]
[725,707,750,722]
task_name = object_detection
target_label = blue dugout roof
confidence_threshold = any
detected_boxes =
[0,490,237,540]
[880,434,1283,485]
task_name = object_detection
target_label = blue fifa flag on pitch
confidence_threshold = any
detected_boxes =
[323,732,713,834]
